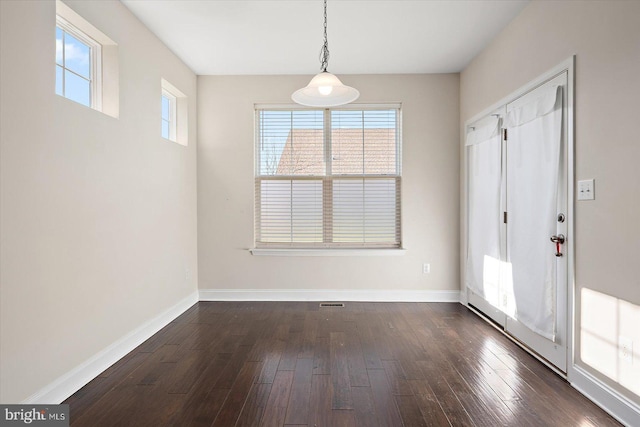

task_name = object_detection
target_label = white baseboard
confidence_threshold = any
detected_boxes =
[22,291,199,404]
[198,288,460,303]
[569,365,640,427]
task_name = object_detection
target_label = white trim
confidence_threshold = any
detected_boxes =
[255,102,402,110]
[21,291,198,404]
[56,0,116,47]
[570,365,640,427]
[199,288,459,303]
[465,57,575,126]
[250,248,406,257]
[565,55,577,380]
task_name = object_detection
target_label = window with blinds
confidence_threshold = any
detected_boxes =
[255,105,401,249]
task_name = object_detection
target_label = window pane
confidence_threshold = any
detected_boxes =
[56,65,63,96]
[259,110,324,176]
[64,70,90,106]
[258,179,323,243]
[162,95,170,120]
[363,178,397,242]
[162,119,170,139]
[63,32,91,78]
[56,27,63,65]
[332,127,365,174]
[291,180,323,242]
[332,111,364,174]
[331,110,397,175]
[333,178,398,243]
[364,110,397,175]
[333,179,365,243]
[259,180,292,242]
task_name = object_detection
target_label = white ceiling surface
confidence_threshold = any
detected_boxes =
[121,0,529,76]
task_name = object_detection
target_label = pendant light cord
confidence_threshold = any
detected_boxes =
[319,0,330,72]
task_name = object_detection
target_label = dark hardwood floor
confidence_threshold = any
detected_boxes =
[64,302,620,426]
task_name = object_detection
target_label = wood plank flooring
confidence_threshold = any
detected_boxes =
[64,302,621,426]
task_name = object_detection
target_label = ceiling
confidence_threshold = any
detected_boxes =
[120,0,529,76]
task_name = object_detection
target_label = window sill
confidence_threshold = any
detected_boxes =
[249,248,406,257]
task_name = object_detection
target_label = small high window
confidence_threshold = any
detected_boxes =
[55,0,119,118]
[56,18,101,109]
[160,79,188,146]
[161,90,177,141]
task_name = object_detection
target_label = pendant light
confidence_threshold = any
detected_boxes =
[292,0,359,107]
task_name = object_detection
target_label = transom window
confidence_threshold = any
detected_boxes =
[255,105,402,249]
[55,17,100,109]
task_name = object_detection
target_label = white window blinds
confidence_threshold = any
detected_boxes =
[255,106,401,248]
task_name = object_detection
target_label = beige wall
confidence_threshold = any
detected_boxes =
[461,0,640,404]
[198,74,460,293]
[0,0,198,402]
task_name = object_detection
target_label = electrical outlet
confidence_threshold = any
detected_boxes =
[619,336,633,363]
[422,263,430,274]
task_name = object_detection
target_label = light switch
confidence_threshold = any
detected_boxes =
[577,179,595,201]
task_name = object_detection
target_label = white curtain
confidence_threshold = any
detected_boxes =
[504,85,562,341]
[466,117,502,307]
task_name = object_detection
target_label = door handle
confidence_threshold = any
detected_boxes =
[550,234,565,257]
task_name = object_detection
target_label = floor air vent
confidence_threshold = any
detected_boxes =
[319,303,345,307]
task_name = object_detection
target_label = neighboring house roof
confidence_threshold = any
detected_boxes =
[275,128,397,175]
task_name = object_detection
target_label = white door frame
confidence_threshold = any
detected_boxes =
[461,56,575,375]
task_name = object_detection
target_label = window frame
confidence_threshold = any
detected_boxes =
[160,79,188,146]
[254,103,403,250]
[161,89,177,142]
[55,15,102,110]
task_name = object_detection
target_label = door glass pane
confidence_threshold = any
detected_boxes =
[506,87,563,341]
[466,125,502,309]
